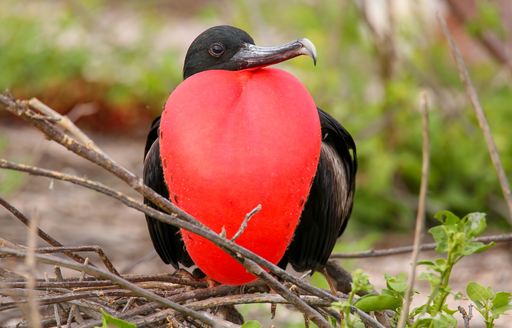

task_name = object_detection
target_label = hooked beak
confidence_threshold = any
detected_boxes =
[231,38,317,69]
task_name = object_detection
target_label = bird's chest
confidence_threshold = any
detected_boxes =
[159,68,321,284]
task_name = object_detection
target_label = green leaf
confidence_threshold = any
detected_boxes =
[467,282,493,304]
[492,292,512,317]
[434,210,460,225]
[97,309,135,328]
[419,271,440,286]
[464,212,487,237]
[354,294,402,311]
[417,260,435,266]
[431,312,458,327]
[241,320,263,328]
[351,269,373,294]
[346,314,365,328]
[385,273,407,293]
[429,226,449,253]
[462,241,494,256]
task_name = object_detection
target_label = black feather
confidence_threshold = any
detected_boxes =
[279,108,357,272]
[143,117,194,269]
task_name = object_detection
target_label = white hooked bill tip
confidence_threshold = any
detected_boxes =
[297,38,317,66]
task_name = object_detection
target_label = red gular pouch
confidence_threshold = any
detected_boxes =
[159,68,321,285]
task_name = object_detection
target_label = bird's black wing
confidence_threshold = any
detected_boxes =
[143,117,194,269]
[280,108,357,272]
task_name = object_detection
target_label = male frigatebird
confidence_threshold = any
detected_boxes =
[143,25,356,285]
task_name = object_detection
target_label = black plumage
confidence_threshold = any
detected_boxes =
[143,117,193,268]
[278,108,356,272]
[143,25,356,276]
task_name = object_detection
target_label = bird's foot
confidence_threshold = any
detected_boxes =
[323,260,354,295]
[172,268,197,281]
[204,277,219,288]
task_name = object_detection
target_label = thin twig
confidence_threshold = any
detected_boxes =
[66,257,89,326]
[121,297,136,313]
[32,246,118,276]
[437,12,512,225]
[0,289,133,311]
[28,98,106,157]
[0,197,89,266]
[231,204,262,241]
[330,233,512,259]
[192,293,330,310]
[1,276,202,290]
[24,213,42,328]
[243,258,331,328]
[3,271,205,286]
[458,305,473,328]
[0,247,230,328]
[397,92,430,328]
[43,273,61,328]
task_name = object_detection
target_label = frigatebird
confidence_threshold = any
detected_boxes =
[143,25,356,284]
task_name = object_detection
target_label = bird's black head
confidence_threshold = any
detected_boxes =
[183,25,317,79]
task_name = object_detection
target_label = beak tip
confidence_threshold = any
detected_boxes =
[298,38,317,66]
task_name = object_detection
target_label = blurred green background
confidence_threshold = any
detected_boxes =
[1,0,511,233]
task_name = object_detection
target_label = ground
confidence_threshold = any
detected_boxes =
[0,124,510,327]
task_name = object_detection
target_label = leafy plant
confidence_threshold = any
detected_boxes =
[354,273,406,325]
[331,269,373,327]
[330,211,510,327]
[466,282,512,328]
[415,211,494,321]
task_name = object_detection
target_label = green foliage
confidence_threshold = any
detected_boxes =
[354,293,401,312]
[331,269,372,327]
[410,211,493,326]
[353,272,406,325]
[330,211,510,327]
[466,282,512,328]
[96,309,135,328]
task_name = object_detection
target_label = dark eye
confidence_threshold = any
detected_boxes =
[208,43,225,57]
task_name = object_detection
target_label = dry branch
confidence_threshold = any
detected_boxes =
[33,246,118,276]
[242,258,329,327]
[397,92,430,328]
[27,98,106,157]
[0,247,231,328]
[330,233,512,259]
[231,204,262,241]
[458,304,473,328]
[437,13,512,225]
[1,273,206,289]
[23,210,42,328]
[0,197,89,267]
